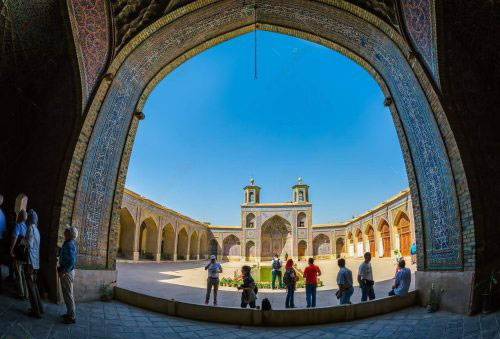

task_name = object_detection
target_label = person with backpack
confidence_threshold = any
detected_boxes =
[303,257,321,307]
[271,254,282,289]
[24,209,43,318]
[283,258,298,308]
[237,265,257,308]
[9,210,28,299]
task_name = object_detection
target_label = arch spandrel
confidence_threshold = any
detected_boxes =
[69,0,467,272]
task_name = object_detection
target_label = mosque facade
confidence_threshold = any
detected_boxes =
[118,179,415,262]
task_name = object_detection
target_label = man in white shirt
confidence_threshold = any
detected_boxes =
[357,252,375,301]
[205,255,222,306]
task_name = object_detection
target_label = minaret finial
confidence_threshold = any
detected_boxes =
[298,176,302,185]
[250,177,255,186]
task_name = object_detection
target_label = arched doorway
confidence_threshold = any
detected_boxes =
[297,212,307,228]
[347,232,354,257]
[176,228,188,260]
[355,229,363,257]
[366,226,375,257]
[395,212,411,256]
[313,234,331,258]
[298,240,307,261]
[378,219,391,258]
[245,241,255,262]
[246,213,255,228]
[161,223,175,260]
[223,235,240,261]
[139,217,158,260]
[261,215,291,260]
[199,233,207,260]
[336,238,345,259]
[208,239,219,258]
[189,231,199,260]
[118,208,136,259]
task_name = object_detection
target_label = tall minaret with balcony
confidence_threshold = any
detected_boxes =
[292,176,309,203]
[243,178,261,204]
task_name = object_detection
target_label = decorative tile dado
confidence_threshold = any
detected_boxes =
[298,229,308,239]
[400,0,440,87]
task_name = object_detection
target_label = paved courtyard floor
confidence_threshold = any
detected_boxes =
[1,293,499,339]
[117,258,416,308]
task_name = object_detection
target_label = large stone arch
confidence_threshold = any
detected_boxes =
[312,233,331,258]
[222,234,241,261]
[118,207,136,259]
[161,223,175,260]
[261,215,292,260]
[57,0,478,312]
[245,240,256,262]
[336,237,345,259]
[208,238,220,258]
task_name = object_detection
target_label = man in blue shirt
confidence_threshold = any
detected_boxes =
[389,259,411,296]
[0,194,6,292]
[59,225,78,324]
[336,258,354,305]
[204,255,222,305]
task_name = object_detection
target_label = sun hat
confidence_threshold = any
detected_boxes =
[210,255,216,260]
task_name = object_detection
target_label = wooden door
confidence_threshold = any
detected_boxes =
[368,228,375,257]
[298,241,307,260]
[397,214,411,256]
[381,224,391,257]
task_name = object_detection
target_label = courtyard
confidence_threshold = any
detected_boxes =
[117,258,416,308]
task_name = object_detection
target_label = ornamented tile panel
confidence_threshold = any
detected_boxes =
[400,0,440,87]
[68,0,110,107]
[73,0,461,269]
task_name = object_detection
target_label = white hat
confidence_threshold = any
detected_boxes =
[210,255,216,260]
[65,224,79,240]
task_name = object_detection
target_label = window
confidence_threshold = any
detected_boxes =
[298,191,304,202]
[249,191,255,203]
[299,221,305,227]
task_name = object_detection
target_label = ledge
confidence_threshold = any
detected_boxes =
[114,287,418,326]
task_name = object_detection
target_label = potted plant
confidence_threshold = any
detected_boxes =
[426,283,444,313]
[475,269,500,313]
[99,281,114,302]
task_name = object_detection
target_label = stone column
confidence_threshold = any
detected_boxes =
[173,221,179,261]
[133,208,141,262]
[186,231,191,260]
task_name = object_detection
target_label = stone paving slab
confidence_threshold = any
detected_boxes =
[1,294,500,339]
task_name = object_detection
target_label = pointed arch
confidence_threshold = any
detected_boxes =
[298,240,307,261]
[199,232,208,259]
[139,217,158,260]
[355,228,364,257]
[245,240,256,261]
[118,207,136,259]
[261,215,292,260]
[176,227,188,260]
[365,225,375,257]
[223,235,241,261]
[189,230,199,259]
[297,212,307,228]
[377,218,391,257]
[208,238,220,258]
[313,233,331,258]
[394,210,411,256]
[336,237,345,258]
[246,213,255,228]
[161,223,175,260]
[347,231,354,257]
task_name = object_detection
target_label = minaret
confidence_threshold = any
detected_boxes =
[292,176,309,203]
[243,178,261,204]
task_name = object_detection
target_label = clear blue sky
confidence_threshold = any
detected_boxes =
[125,31,408,225]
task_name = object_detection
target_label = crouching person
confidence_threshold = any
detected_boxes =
[58,225,77,324]
[237,265,257,308]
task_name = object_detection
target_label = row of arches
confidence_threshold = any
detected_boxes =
[346,211,412,258]
[118,208,208,261]
[245,212,308,228]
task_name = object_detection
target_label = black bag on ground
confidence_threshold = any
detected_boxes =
[262,298,272,311]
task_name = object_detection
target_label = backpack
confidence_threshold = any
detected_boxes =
[283,270,293,286]
[261,298,272,311]
[272,258,282,270]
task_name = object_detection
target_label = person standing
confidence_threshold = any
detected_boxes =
[389,259,411,297]
[59,225,77,324]
[357,252,375,301]
[410,243,417,265]
[10,210,28,299]
[237,265,257,308]
[204,255,222,306]
[271,254,282,289]
[24,209,43,318]
[0,194,6,292]
[303,257,321,308]
[283,259,298,308]
[336,258,354,305]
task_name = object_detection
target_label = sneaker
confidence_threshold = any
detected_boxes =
[62,317,76,324]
